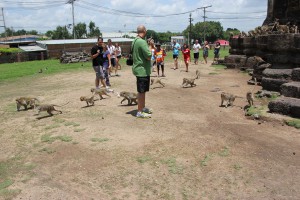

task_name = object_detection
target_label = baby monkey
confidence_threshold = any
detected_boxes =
[80,96,95,106]
[91,88,111,100]
[220,92,243,108]
[16,97,39,111]
[119,91,138,105]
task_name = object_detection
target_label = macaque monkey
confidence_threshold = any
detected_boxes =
[80,96,95,106]
[16,97,39,111]
[220,92,243,108]
[91,88,111,100]
[119,91,138,105]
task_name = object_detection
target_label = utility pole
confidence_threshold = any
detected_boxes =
[189,13,193,47]
[198,5,212,42]
[0,8,7,41]
[67,0,76,39]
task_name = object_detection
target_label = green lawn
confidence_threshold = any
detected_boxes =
[0,47,229,82]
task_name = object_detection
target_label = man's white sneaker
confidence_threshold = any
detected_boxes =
[136,112,151,118]
[142,107,153,114]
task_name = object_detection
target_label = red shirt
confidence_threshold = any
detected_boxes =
[182,48,190,60]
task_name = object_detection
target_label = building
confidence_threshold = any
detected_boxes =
[171,36,186,46]
[214,39,230,46]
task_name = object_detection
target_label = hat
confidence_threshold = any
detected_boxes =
[155,42,161,46]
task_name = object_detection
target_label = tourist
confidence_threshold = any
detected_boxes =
[107,39,119,76]
[182,43,191,72]
[172,39,181,70]
[154,42,166,77]
[148,38,156,72]
[213,42,221,64]
[102,43,112,87]
[115,43,122,70]
[192,39,201,64]
[90,37,112,92]
[132,25,152,118]
[203,41,210,64]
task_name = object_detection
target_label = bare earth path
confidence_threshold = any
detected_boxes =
[0,61,299,200]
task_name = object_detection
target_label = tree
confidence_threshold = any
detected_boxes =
[52,26,71,39]
[74,22,87,38]
[223,28,240,40]
[88,21,101,37]
[146,30,158,42]
[183,21,224,43]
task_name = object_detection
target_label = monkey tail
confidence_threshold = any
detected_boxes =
[53,102,70,107]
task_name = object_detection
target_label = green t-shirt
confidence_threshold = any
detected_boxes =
[131,37,151,77]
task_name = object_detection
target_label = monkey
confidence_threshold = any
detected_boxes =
[182,78,196,87]
[119,91,138,105]
[246,92,254,106]
[182,70,200,88]
[80,96,95,106]
[220,92,243,108]
[246,78,257,107]
[91,88,111,100]
[16,97,39,111]
[151,78,165,88]
[38,69,43,73]
[34,102,69,116]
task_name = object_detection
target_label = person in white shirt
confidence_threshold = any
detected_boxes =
[192,40,201,65]
[115,43,122,70]
[107,39,119,76]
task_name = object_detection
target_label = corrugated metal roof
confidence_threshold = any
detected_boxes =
[19,45,46,52]
[37,38,133,45]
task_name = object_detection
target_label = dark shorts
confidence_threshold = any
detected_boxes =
[93,65,104,79]
[203,51,208,57]
[173,54,178,59]
[157,62,164,69]
[110,58,116,67]
[136,76,150,93]
[194,52,199,59]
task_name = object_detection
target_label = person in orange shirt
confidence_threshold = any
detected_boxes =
[182,43,190,72]
[154,42,166,77]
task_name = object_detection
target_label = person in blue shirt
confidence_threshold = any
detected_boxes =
[172,39,181,70]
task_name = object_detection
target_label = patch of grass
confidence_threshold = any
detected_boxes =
[74,128,86,132]
[200,154,214,167]
[161,157,183,174]
[0,157,35,199]
[44,123,60,130]
[233,164,242,170]
[39,147,56,154]
[245,106,267,116]
[41,134,73,143]
[212,64,227,70]
[268,93,280,100]
[90,138,109,143]
[285,119,300,129]
[52,118,66,123]
[218,146,229,157]
[64,121,80,127]
[209,72,219,75]
[136,156,151,164]
[0,59,89,82]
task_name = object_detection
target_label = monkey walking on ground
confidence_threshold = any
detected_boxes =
[246,78,257,106]
[80,96,97,106]
[34,102,70,116]
[91,88,111,100]
[182,70,200,88]
[151,78,165,89]
[16,97,39,111]
[119,91,138,105]
[220,92,243,108]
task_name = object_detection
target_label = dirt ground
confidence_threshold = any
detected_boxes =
[0,60,299,200]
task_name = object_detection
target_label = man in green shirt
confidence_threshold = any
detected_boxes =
[132,25,153,118]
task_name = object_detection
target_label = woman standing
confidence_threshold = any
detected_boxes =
[213,42,221,64]
[115,43,122,70]
[203,41,210,64]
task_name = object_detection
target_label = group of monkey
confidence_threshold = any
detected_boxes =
[15,70,255,116]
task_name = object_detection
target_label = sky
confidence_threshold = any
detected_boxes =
[0,0,268,34]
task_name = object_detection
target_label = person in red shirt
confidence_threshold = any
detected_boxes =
[182,43,190,72]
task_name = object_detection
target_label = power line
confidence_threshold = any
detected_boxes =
[207,10,266,14]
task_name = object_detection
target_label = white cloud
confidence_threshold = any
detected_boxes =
[0,0,267,34]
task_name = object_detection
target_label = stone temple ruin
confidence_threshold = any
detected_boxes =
[224,0,300,118]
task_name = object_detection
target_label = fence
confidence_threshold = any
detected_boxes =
[0,51,47,64]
